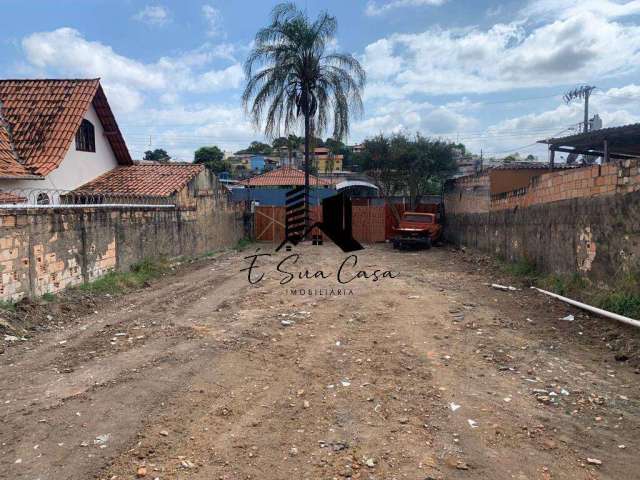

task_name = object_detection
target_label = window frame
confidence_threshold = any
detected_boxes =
[75,119,96,153]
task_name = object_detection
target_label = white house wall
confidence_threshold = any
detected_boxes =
[1,103,120,195]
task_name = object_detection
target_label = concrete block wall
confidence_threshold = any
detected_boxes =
[0,198,244,302]
[445,159,640,283]
[446,190,640,283]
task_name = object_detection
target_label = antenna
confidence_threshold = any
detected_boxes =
[563,85,596,133]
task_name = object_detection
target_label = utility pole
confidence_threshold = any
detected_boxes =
[563,85,596,134]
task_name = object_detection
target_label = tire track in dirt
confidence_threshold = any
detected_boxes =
[4,245,640,480]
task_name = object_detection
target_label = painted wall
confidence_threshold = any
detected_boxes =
[231,186,337,206]
[1,103,120,194]
[249,155,265,172]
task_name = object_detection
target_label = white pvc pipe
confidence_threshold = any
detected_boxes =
[531,286,640,329]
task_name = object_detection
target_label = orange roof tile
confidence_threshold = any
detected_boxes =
[239,166,332,187]
[0,79,132,178]
[73,164,205,197]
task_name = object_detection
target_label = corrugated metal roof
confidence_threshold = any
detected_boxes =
[540,123,640,145]
[492,162,577,170]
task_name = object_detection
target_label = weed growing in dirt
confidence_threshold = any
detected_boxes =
[589,272,640,319]
[79,258,169,295]
[41,293,56,302]
[0,300,17,312]
[501,256,640,319]
[537,273,587,297]
[502,258,539,280]
[235,238,253,251]
[596,291,640,319]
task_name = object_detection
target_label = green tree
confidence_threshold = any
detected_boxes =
[243,2,365,229]
[143,148,171,163]
[237,141,272,155]
[194,146,229,174]
[324,137,345,153]
[272,137,288,150]
[360,133,458,214]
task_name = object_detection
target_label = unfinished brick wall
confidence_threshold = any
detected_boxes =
[445,159,640,283]
[0,193,245,301]
[490,161,636,210]
[446,159,640,215]
[443,172,490,215]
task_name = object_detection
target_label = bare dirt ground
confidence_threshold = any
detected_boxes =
[2,243,640,480]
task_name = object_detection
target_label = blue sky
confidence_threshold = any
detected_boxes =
[1,0,640,161]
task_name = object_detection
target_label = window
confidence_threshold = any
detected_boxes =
[36,193,50,205]
[75,119,95,152]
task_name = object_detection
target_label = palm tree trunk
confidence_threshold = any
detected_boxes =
[304,111,310,237]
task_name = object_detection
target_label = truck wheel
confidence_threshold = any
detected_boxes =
[425,237,432,249]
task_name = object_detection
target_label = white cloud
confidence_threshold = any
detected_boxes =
[522,0,640,21]
[474,84,640,156]
[365,0,446,16]
[361,38,403,80]
[23,28,165,90]
[361,10,640,98]
[133,5,170,26]
[121,104,259,160]
[202,5,223,37]
[351,99,477,140]
[21,28,244,99]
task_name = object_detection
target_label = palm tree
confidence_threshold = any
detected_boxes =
[243,2,365,231]
[287,134,303,167]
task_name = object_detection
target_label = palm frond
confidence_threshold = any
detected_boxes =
[242,2,365,142]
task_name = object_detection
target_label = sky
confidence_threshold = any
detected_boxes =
[1,0,640,162]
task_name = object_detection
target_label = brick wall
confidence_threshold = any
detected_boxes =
[0,183,245,301]
[444,159,640,283]
[443,172,490,215]
[446,159,640,215]
[490,161,631,211]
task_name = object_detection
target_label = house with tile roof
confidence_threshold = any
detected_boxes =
[70,163,212,208]
[238,166,333,188]
[232,166,336,206]
[0,78,132,200]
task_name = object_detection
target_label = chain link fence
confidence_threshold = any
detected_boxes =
[0,188,175,208]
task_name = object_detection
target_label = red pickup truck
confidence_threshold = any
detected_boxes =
[392,212,442,249]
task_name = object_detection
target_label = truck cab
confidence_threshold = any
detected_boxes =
[392,212,442,249]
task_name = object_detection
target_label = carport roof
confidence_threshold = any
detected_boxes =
[538,123,640,159]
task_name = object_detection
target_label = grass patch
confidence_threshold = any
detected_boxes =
[502,258,539,280]
[41,292,56,302]
[0,300,17,312]
[79,258,169,295]
[590,272,640,319]
[235,237,253,251]
[596,292,640,320]
[537,273,588,297]
[499,256,640,318]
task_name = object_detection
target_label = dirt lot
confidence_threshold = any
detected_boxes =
[2,243,640,480]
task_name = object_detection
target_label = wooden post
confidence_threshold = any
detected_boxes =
[549,146,555,170]
[603,139,609,163]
